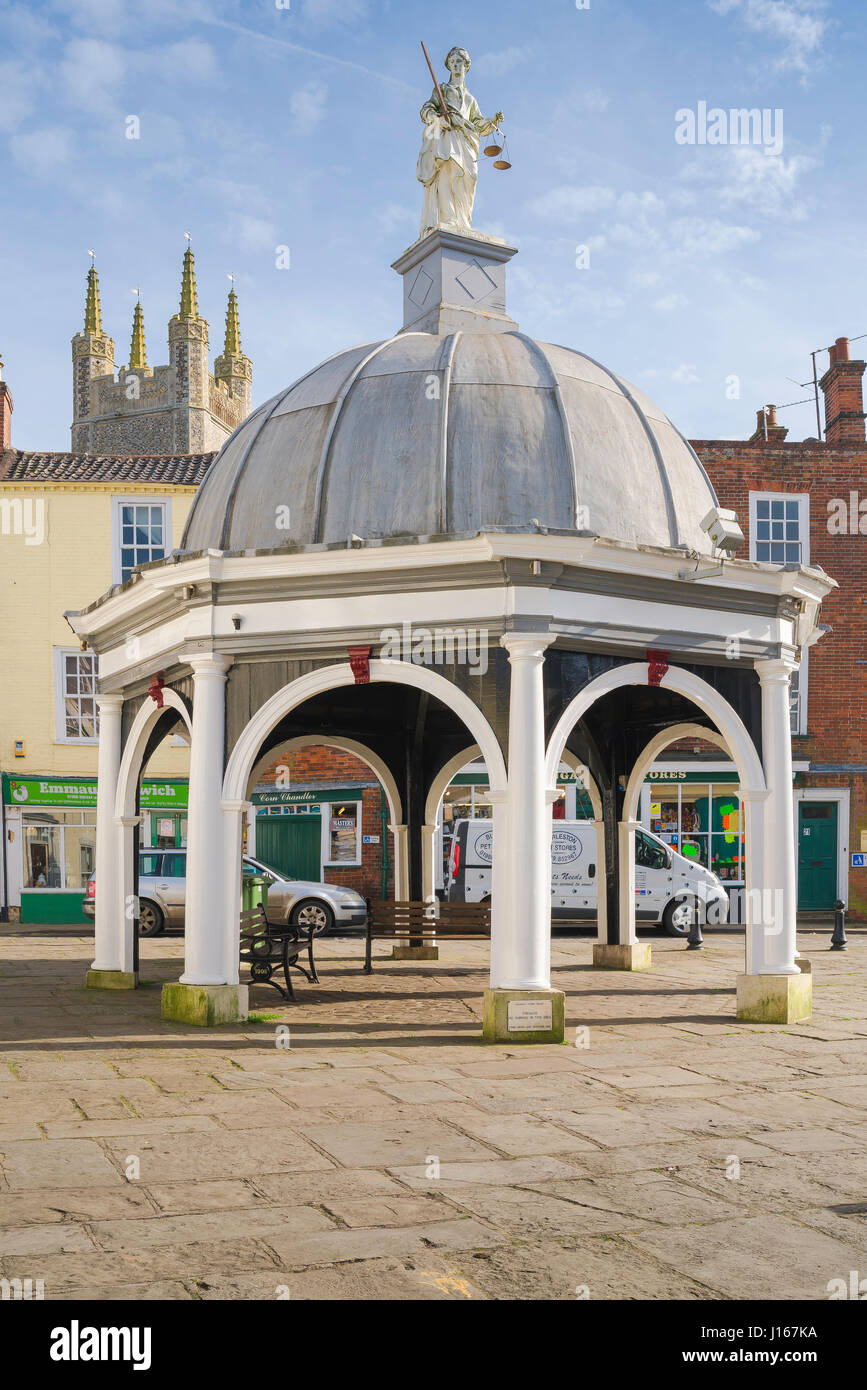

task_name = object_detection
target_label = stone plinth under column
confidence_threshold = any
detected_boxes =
[392,945,439,961]
[593,943,652,972]
[161,983,248,1026]
[736,972,812,1024]
[86,969,137,990]
[482,988,565,1044]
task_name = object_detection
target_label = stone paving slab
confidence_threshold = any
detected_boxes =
[0,928,865,1300]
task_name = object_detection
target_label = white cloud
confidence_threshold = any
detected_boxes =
[0,61,40,133]
[642,363,701,385]
[472,46,530,77]
[59,38,125,112]
[298,0,369,26]
[377,202,417,236]
[653,293,689,312]
[708,0,829,76]
[149,40,218,83]
[235,214,278,253]
[10,125,75,173]
[680,144,819,221]
[527,185,616,220]
[669,216,761,256]
[289,81,328,133]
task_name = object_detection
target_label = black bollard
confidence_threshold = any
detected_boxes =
[686,901,703,950]
[830,899,847,951]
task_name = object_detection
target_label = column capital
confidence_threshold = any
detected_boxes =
[96,692,124,714]
[221,799,251,814]
[500,632,553,661]
[180,650,233,678]
[755,655,798,684]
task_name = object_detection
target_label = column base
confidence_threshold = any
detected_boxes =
[392,945,439,961]
[86,969,137,991]
[482,988,565,1044]
[593,943,651,972]
[161,983,249,1026]
[736,972,812,1024]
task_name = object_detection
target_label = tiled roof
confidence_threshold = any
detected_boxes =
[0,449,216,485]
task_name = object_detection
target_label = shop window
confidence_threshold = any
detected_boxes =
[326,803,360,864]
[23,811,96,890]
[54,650,99,743]
[113,498,170,585]
[646,779,745,882]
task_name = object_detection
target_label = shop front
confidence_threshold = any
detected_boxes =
[1,774,189,923]
[251,785,388,896]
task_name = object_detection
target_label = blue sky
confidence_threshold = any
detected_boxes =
[1,0,865,451]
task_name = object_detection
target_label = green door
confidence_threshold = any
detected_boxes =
[798,802,838,910]
[256,816,321,883]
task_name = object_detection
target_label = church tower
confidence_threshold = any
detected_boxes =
[168,245,211,450]
[213,286,252,419]
[71,264,115,451]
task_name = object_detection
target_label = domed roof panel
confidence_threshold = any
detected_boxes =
[270,343,378,415]
[181,403,273,552]
[226,406,335,550]
[450,333,553,388]
[319,369,444,542]
[447,382,573,532]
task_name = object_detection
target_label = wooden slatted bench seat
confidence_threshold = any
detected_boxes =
[364,899,491,974]
[239,904,320,1001]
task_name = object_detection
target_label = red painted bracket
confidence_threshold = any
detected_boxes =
[147,673,166,707]
[348,646,371,685]
[647,650,669,687]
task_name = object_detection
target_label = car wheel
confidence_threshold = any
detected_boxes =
[662,895,699,937]
[290,899,335,936]
[138,900,165,937]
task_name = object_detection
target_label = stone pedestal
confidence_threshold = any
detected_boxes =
[392,945,439,961]
[392,228,518,336]
[482,988,565,1044]
[593,943,652,972]
[736,972,812,1024]
[161,983,248,1027]
[86,969,137,991]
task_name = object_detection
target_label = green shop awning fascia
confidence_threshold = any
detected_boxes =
[2,773,189,809]
[252,786,365,809]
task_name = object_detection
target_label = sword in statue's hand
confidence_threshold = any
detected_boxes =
[421,40,452,129]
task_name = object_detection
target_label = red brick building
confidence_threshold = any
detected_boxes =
[252,745,394,902]
[682,337,866,919]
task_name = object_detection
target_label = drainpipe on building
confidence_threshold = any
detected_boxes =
[380,785,390,899]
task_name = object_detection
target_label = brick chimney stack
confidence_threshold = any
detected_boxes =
[0,354,12,450]
[749,403,788,443]
[819,336,866,444]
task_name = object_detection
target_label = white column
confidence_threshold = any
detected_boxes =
[421,823,438,903]
[92,695,124,972]
[180,654,232,986]
[741,788,768,974]
[389,822,409,900]
[115,815,140,973]
[754,657,799,974]
[220,800,249,985]
[592,819,607,943]
[492,633,553,990]
[617,819,640,945]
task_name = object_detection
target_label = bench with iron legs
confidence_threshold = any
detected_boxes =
[239,905,320,1001]
[363,899,491,973]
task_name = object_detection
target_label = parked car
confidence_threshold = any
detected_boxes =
[446,818,729,936]
[82,849,367,937]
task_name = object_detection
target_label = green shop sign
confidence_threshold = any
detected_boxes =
[252,786,362,808]
[2,774,189,809]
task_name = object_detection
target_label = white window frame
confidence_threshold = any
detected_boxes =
[53,648,99,744]
[748,490,810,567]
[112,496,171,586]
[748,492,810,734]
[321,800,362,867]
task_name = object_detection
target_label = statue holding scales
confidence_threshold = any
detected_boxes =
[416,43,505,238]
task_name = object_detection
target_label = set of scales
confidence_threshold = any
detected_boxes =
[421,40,512,170]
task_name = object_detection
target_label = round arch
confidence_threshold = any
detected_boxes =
[545,661,765,796]
[223,659,508,805]
[115,688,193,821]
[623,723,733,823]
[245,734,404,827]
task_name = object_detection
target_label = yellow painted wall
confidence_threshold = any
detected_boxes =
[0,484,195,777]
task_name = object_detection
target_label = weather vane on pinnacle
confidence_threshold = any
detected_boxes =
[417,41,509,240]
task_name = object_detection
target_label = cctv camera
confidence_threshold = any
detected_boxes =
[700,507,744,557]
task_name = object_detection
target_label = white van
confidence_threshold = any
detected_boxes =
[445,819,729,936]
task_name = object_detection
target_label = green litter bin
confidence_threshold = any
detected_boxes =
[241,871,270,914]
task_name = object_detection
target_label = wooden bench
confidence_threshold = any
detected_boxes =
[239,905,319,1001]
[364,899,491,974]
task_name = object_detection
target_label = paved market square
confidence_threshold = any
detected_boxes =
[1,926,865,1301]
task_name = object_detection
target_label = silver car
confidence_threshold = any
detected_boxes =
[82,849,368,937]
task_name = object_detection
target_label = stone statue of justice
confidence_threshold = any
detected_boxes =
[416,43,509,239]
